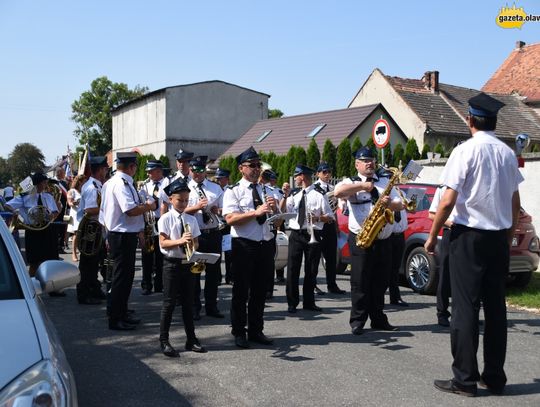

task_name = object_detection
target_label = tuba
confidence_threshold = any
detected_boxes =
[182,221,205,274]
[77,191,103,256]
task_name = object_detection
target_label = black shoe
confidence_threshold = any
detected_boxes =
[328,285,346,294]
[234,335,250,349]
[438,315,450,327]
[48,291,67,297]
[248,332,274,345]
[371,322,399,331]
[390,299,409,307]
[275,277,285,284]
[109,320,136,331]
[141,289,152,296]
[314,286,326,295]
[434,379,477,397]
[206,309,224,319]
[185,338,207,353]
[93,289,107,300]
[121,315,141,325]
[478,378,504,395]
[352,326,364,335]
[154,288,163,293]
[78,297,102,305]
[193,311,201,321]
[303,304,322,312]
[287,306,297,314]
[160,341,179,357]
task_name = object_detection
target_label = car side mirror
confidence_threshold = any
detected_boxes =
[33,260,81,295]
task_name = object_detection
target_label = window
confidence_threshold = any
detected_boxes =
[256,130,272,143]
[0,234,23,300]
[306,124,326,138]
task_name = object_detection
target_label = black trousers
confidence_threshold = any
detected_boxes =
[230,237,273,336]
[265,231,277,295]
[25,225,58,264]
[388,232,405,303]
[108,232,138,322]
[194,229,222,313]
[449,225,508,389]
[141,235,164,292]
[160,258,195,342]
[77,244,104,300]
[286,230,321,308]
[349,233,392,329]
[320,222,338,289]
[436,228,451,317]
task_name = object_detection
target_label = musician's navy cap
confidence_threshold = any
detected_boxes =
[267,170,278,180]
[175,149,194,161]
[115,152,138,164]
[261,169,275,180]
[163,179,190,196]
[145,160,163,171]
[235,146,260,165]
[293,164,314,176]
[353,146,376,160]
[215,168,231,178]
[31,172,48,185]
[90,156,108,168]
[189,156,208,169]
[317,162,331,172]
[468,93,505,118]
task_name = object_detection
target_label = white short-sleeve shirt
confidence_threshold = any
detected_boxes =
[158,209,200,259]
[188,178,223,230]
[286,184,334,231]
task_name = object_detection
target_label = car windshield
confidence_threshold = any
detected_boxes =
[0,236,24,300]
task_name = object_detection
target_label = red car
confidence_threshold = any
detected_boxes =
[336,183,540,294]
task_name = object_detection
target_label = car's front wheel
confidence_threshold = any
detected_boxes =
[405,246,438,294]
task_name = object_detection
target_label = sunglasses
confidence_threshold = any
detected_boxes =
[191,168,206,173]
[321,170,331,174]
[243,162,262,169]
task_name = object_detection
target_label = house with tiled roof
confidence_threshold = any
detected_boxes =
[219,104,406,160]
[349,68,540,152]
[482,41,540,115]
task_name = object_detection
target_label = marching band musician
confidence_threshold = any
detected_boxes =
[313,163,346,295]
[99,152,156,331]
[214,168,233,285]
[222,146,275,348]
[77,156,109,305]
[184,156,224,320]
[158,179,207,357]
[7,172,60,277]
[334,147,403,335]
[285,164,334,314]
[160,149,194,215]
[140,160,169,295]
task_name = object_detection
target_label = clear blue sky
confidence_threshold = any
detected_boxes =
[1,0,539,164]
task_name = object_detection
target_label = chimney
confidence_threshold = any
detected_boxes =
[422,71,439,93]
[516,41,526,50]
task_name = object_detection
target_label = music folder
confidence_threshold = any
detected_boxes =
[188,251,220,264]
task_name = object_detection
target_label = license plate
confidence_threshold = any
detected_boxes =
[512,237,518,247]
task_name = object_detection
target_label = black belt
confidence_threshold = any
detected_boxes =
[292,229,310,236]
[164,257,190,265]
[200,228,219,234]
[109,231,138,236]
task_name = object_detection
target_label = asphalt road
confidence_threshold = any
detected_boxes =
[42,252,540,407]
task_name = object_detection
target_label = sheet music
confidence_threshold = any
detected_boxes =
[188,251,220,264]
[402,160,423,181]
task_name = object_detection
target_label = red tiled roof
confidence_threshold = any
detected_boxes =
[220,105,380,159]
[482,42,540,101]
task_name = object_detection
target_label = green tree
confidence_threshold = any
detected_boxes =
[392,143,404,167]
[7,143,46,184]
[531,143,540,153]
[0,157,11,185]
[158,154,170,170]
[321,139,337,172]
[421,143,432,159]
[135,153,156,182]
[434,143,445,157]
[71,76,148,155]
[306,138,320,169]
[336,138,352,178]
[293,145,307,166]
[349,136,362,174]
[403,138,420,166]
[268,109,284,119]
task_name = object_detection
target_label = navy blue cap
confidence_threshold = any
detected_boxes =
[115,152,138,163]
[468,93,505,118]
[175,149,194,161]
[267,170,277,180]
[189,156,208,169]
[31,172,48,185]
[316,162,331,172]
[90,156,108,168]
[145,160,164,171]
[235,146,260,165]
[163,179,191,196]
[215,168,231,178]
[293,164,315,176]
[353,146,376,160]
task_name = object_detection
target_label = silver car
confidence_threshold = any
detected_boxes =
[0,219,80,406]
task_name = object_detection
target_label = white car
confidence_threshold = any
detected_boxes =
[0,219,80,406]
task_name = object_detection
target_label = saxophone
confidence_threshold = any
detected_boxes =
[355,169,401,249]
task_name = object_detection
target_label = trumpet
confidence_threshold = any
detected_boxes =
[181,219,205,274]
[305,200,318,245]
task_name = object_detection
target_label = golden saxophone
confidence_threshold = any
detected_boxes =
[355,169,402,249]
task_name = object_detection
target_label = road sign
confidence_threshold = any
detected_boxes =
[372,119,391,148]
